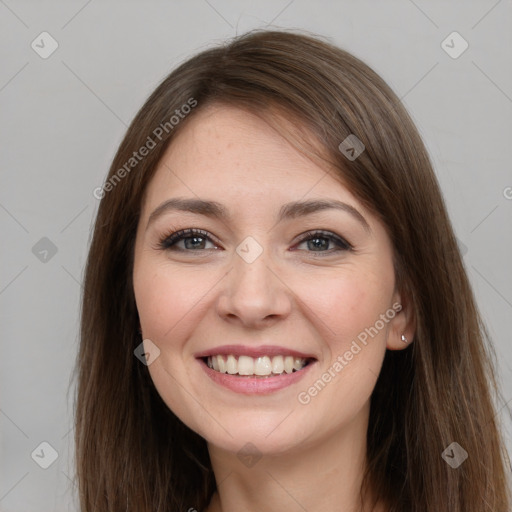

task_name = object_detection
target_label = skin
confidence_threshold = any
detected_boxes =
[132,104,414,512]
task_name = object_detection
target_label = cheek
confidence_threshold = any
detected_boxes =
[133,261,203,342]
[298,267,394,357]
[293,270,392,433]
[133,261,209,422]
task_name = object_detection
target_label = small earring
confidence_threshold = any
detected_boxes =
[401,334,408,344]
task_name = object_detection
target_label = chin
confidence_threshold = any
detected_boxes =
[190,408,319,458]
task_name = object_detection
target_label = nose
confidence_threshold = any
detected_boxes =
[216,247,293,329]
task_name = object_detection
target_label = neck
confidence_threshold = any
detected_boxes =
[206,401,383,512]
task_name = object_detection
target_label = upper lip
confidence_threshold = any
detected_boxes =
[194,344,317,360]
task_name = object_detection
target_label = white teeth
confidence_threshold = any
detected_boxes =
[272,355,284,374]
[226,354,237,374]
[238,355,254,375]
[217,355,227,373]
[206,354,309,376]
[254,356,272,376]
[293,357,304,370]
[284,355,294,374]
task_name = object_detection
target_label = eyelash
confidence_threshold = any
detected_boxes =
[157,228,353,255]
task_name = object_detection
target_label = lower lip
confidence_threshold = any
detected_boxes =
[197,358,316,395]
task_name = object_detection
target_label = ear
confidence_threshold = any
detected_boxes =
[386,286,416,351]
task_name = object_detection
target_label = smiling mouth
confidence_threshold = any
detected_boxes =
[202,354,315,378]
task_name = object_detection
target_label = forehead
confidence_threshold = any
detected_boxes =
[141,104,361,217]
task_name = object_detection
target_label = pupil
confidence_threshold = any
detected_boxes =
[185,237,204,249]
[309,238,327,251]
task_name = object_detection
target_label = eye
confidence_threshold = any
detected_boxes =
[293,230,352,254]
[158,229,219,251]
[156,228,352,254]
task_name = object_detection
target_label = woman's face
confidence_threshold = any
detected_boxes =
[133,104,409,456]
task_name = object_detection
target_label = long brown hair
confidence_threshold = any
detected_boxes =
[72,29,511,511]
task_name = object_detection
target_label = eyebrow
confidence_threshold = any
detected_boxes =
[146,197,371,234]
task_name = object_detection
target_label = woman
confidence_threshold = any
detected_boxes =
[73,29,511,511]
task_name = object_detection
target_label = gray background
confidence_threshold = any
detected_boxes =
[1,1,511,510]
